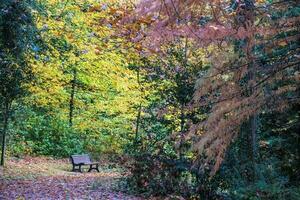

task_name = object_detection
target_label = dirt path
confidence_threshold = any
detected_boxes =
[0,156,142,200]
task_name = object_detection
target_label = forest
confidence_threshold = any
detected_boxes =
[0,0,299,199]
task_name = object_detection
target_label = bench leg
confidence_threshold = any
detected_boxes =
[72,164,83,173]
[88,164,99,172]
[72,165,78,172]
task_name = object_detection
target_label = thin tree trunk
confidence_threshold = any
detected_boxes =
[249,114,257,179]
[134,62,143,143]
[69,69,76,127]
[248,37,258,180]
[1,100,10,166]
[244,0,257,180]
[179,37,188,159]
[248,56,258,179]
[135,103,142,143]
[135,65,142,144]
[179,103,185,159]
[250,115,257,156]
[247,51,258,180]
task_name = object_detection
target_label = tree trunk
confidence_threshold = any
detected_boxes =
[1,100,10,166]
[178,37,188,159]
[69,69,77,127]
[248,57,258,180]
[135,103,142,143]
[243,0,257,180]
[134,65,142,144]
[248,36,258,180]
[249,114,258,179]
[179,103,185,159]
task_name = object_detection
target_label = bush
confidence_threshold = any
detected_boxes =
[8,108,84,157]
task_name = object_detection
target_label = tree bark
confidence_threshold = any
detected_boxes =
[179,37,188,159]
[1,100,10,166]
[69,69,77,127]
[135,103,142,143]
[240,0,257,180]
[249,115,258,179]
[135,65,142,144]
[179,103,185,159]
[248,57,258,180]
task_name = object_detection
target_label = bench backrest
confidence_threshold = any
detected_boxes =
[70,154,91,164]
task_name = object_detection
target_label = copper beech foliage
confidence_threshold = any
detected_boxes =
[122,0,300,175]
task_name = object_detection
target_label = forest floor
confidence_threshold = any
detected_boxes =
[0,156,143,200]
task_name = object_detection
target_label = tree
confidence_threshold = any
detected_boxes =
[189,0,300,176]
[9,0,142,156]
[0,0,40,166]
[126,0,300,176]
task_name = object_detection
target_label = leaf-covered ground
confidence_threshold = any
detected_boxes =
[0,156,142,200]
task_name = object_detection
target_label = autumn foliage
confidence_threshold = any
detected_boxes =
[120,0,300,176]
[0,0,299,199]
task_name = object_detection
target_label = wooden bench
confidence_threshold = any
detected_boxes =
[70,154,99,172]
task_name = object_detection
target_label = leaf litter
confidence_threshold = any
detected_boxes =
[0,156,142,200]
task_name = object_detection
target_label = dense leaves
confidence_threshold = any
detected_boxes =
[4,0,141,157]
[0,0,299,199]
